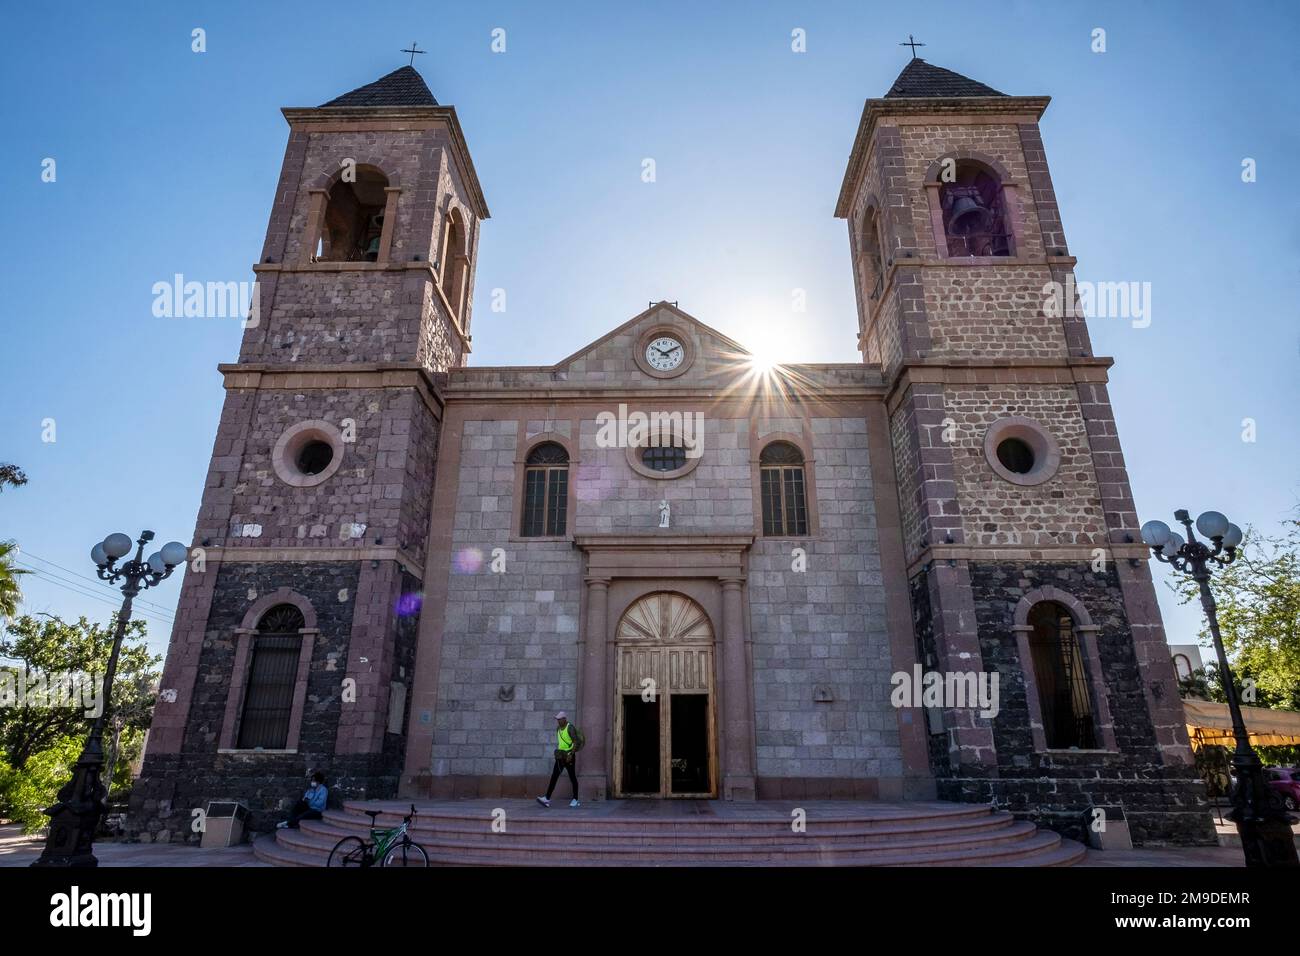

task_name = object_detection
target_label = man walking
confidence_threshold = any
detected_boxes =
[537,711,583,807]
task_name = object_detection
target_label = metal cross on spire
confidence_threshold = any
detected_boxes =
[899,34,926,58]
[401,41,426,67]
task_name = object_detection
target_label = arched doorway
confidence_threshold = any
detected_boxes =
[612,591,717,797]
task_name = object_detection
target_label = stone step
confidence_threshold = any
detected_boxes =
[336,799,998,832]
[276,817,1045,862]
[256,828,1083,868]
[309,808,1018,847]
[256,799,1084,868]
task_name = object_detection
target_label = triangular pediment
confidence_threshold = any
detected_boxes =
[451,301,880,396]
[548,301,751,385]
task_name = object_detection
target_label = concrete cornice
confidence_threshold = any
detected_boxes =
[574,534,755,552]
[907,542,1150,579]
[442,382,887,404]
[883,356,1113,414]
[217,362,445,414]
[203,545,425,579]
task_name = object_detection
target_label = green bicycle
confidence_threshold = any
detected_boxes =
[327,804,429,867]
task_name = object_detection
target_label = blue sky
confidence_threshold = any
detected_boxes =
[1,0,1297,656]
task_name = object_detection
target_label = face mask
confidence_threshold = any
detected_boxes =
[309,782,318,789]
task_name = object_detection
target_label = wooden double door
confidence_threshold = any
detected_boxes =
[612,592,717,798]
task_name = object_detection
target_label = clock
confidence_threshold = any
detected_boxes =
[645,335,685,372]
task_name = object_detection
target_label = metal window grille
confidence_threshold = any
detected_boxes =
[1029,605,1098,749]
[522,442,569,537]
[760,442,808,536]
[237,605,305,750]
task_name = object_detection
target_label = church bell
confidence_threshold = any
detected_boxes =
[945,189,991,235]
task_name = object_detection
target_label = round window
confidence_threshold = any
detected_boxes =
[983,417,1060,487]
[296,440,335,476]
[272,421,345,488]
[995,437,1035,475]
[641,444,687,472]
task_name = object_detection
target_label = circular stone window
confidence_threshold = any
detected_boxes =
[296,440,335,476]
[273,420,345,488]
[983,417,1060,486]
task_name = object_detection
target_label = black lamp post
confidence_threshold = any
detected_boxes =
[31,530,185,867]
[1142,509,1299,867]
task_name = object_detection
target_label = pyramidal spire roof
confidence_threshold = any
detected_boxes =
[884,58,1006,98]
[320,65,438,108]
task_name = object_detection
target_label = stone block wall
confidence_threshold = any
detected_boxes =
[907,560,1215,846]
[748,416,903,789]
[428,419,584,792]
[130,560,421,840]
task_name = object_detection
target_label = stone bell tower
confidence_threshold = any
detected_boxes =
[132,65,490,838]
[835,58,1212,844]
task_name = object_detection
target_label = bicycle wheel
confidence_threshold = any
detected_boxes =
[327,835,370,867]
[381,839,429,867]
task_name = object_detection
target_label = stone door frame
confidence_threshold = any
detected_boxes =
[573,534,756,800]
[611,590,719,799]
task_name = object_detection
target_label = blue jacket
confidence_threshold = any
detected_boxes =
[304,784,327,812]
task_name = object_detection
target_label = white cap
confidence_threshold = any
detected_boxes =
[554,711,567,720]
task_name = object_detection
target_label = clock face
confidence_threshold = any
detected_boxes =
[645,336,685,372]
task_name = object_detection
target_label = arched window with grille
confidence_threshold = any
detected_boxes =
[760,441,808,536]
[1026,601,1097,749]
[521,442,569,537]
[237,604,306,750]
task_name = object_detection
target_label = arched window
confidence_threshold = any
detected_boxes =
[760,441,808,536]
[237,604,306,750]
[1026,601,1097,749]
[521,442,568,537]
[317,166,389,262]
[1173,653,1193,682]
[439,208,468,318]
[857,207,885,305]
[939,162,1012,258]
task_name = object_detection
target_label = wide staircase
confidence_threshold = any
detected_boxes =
[254,798,1085,866]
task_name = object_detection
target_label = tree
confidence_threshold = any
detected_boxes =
[0,614,160,770]
[1170,516,1300,711]
[0,541,29,622]
[0,463,26,493]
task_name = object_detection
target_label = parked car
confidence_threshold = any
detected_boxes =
[1266,767,1300,811]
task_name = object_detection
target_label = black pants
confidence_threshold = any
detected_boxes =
[545,754,578,800]
[286,800,323,828]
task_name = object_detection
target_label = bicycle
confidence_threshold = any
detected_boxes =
[326,804,429,867]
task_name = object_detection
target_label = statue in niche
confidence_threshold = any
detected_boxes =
[658,499,670,529]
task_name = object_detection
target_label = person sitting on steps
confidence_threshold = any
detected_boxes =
[537,711,584,808]
[278,771,328,829]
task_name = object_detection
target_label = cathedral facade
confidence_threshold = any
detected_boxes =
[131,59,1214,845]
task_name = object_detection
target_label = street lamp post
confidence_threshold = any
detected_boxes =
[31,530,186,867]
[1142,509,1299,867]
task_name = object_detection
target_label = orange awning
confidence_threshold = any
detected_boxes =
[1183,698,1300,748]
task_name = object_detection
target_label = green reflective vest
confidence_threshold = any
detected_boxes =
[557,725,574,752]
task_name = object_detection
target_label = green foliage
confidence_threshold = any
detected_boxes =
[0,541,29,622]
[0,615,160,830]
[1171,517,1300,712]
[0,735,82,833]
[0,463,26,492]
[0,614,159,771]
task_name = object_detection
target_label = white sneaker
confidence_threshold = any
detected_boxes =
[536,796,551,807]
[569,799,580,808]
[276,821,289,829]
